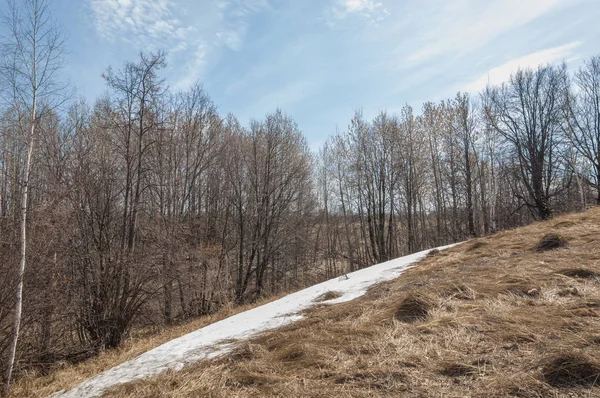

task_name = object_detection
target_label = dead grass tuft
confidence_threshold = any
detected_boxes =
[314,291,342,302]
[553,221,576,229]
[541,352,600,387]
[443,284,476,300]
[427,248,440,257]
[274,343,306,363]
[536,233,567,251]
[334,370,407,390]
[559,268,598,279]
[501,277,541,297]
[465,240,489,252]
[557,287,581,297]
[439,362,478,377]
[266,339,334,372]
[226,369,273,387]
[227,343,263,363]
[394,293,434,323]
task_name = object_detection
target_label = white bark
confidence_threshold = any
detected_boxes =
[4,121,34,393]
[3,0,43,392]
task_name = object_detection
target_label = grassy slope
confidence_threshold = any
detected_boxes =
[10,296,286,397]
[107,208,600,398]
[16,208,600,397]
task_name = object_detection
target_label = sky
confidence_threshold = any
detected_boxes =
[4,0,599,150]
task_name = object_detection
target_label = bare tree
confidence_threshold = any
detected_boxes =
[452,93,478,237]
[71,52,167,349]
[0,0,67,391]
[567,55,600,204]
[484,64,567,220]
[0,19,594,384]
[226,110,312,303]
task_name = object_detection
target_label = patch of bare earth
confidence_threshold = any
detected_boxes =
[24,209,600,397]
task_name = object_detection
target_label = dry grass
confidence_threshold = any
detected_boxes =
[314,291,343,302]
[9,295,285,397]
[394,293,434,323]
[20,208,600,397]
[427,248,441,257]
[541,352,600,387]
[536,232,568,251]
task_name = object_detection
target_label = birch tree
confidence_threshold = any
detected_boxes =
[0,0,67,391]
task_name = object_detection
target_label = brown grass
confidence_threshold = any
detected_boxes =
[464,240,489,252]
[394,293,434,323]
[536,232,568,251]
[20,208,600,397]
[541,352,600,387]
[438,362,479,377]
[427,248,441,257]
[559,268,599,279]
[314,291,343,302]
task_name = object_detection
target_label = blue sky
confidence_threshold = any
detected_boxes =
[9,0,600,149]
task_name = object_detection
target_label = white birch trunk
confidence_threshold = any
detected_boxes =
[4,1,38,389]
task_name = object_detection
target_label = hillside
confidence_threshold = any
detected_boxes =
[15,208,600,397]
[13,244,455,397]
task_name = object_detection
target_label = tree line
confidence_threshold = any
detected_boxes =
[0,0,599,393]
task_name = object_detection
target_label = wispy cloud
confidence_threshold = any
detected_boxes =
[407,0,564,64]
[327,0,389,24]
[88,0,270,91]
[215,0,271,51]
[463,41,582,92]
[89,0,189,45]
[171,44,208,91]
[77,0,600,147]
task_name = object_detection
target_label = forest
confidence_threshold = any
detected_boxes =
[1,0,600,392]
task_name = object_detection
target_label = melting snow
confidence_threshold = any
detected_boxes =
[51,244,457,398]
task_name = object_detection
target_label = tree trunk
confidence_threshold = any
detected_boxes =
[4,121,34,394]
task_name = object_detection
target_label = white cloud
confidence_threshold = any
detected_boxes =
[407,0,564,64]
[340,0,383,14]
[215,0,270,51]
[328,0,389,24]
[88,0,270,91]
[463,41,582,92]
[89,0,187,45]
[172,44,208,91]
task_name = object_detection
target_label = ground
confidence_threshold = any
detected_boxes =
[13,208,600,397]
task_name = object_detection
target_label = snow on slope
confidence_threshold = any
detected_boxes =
[52,244,457,398]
